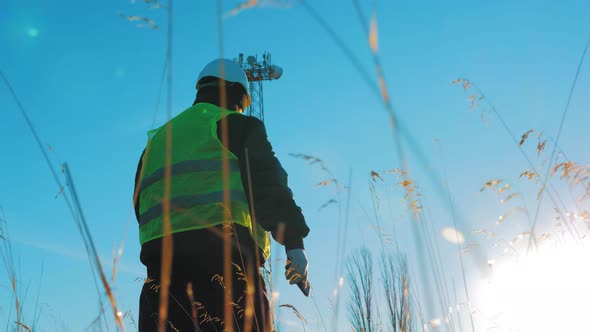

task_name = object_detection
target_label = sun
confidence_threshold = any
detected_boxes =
[477,242,590,331]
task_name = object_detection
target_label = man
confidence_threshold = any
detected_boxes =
[134,59,310,331]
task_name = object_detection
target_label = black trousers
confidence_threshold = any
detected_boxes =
[138,231,271,331]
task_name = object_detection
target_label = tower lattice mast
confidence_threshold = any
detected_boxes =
[234,52,283,122]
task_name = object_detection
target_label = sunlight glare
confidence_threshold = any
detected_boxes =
[478,243,590,331]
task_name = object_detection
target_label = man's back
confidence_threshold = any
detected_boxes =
[134,103,309,270]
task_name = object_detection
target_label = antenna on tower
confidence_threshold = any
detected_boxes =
[234,52,282,122]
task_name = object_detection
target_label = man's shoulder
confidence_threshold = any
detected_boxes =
[226,113,265,131]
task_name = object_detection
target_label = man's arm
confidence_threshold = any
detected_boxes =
[226,116,310,251]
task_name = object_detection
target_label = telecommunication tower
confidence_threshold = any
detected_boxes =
[234,52,283,122]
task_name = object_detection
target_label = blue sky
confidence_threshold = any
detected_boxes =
[1,0,590,331]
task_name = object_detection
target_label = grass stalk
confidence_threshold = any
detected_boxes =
[347,247,373,332]
[0,210,23,331]
[529,38,590,246]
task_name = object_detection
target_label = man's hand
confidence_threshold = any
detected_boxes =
[285,249,308,285]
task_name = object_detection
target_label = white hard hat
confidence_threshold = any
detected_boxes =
[197,59,250,98]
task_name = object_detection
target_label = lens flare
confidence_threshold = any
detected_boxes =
[26,27,39,38]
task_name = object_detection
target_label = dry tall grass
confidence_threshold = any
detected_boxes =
[347,247,374,332]
[345,248,416,332]
[2,1,589,331]
[0,210,27,331]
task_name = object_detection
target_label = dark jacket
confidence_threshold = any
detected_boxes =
[134,108,310,269]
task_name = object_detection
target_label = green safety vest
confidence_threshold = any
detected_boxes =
[137,103,270,259]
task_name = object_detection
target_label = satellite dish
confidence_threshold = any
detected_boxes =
[247,56,256,65]
[271,66,283,79]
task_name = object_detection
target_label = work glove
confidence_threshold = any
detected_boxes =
[285,249,308,285]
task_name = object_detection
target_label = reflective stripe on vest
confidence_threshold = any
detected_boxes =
[139,159,241,193]
[137,103,270,259]
[138,190,247,226]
